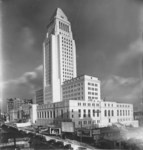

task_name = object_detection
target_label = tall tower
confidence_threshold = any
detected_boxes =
[43,8,77,104]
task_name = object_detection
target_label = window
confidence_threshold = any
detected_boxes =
[112,110,114,116]
[88,110,91,117]
[117,110,119,116]
[128,110,130,116]
[88,121,91,124]
[93,110,95,117]
[84,121,87,124]
[50,111,52,118]
[105,110,107,117]
[126,110,127,116]
[108,110,110,116]
[97,110,99,117]
[61,110,63,118]
[83,109,86,118]
[120,110,122,116]
[83,103,86,106]
[88,103,91,106]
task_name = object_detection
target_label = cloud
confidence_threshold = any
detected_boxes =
[101,75,140,104]
[3,64,43,100]
[115,7,143,67]
[116,37,143,66]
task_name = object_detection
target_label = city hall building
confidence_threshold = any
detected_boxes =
[37,8,138,128]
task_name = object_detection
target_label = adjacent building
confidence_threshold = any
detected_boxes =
[134,104,143,126]
[7,98,33,113]
[35,89,44,105]
[9,103,38,124]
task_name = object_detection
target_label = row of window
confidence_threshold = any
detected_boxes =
[63,63,73,67]
[59,32,69,37]
[117,110,130,116]
[62,60,73,63]
[104,110,114,117]
[62,51,73,56]
[104,109,131,117]
[104,103,114,107]
[104,103,130,108]
[37,109,69,119]
[62,55,73,59]
[62,40,72,46]
[62,48,72,54]
[62,44,72,49]
[88,82,98,86]
[118,118,131,122]
[78,102,100,107]
[88,87,98,91]
[63,83,83,90]
[63,94,83,99]
[63,88,83,94]
[117,104,131,108]
[62,37,72,41]
[59,22,69,32]
[88,92,98,95]
[88,97,98,100]
[62,69,72,75]
[63,96,83,100]
[78,120,100,125]
[79,109,100,118]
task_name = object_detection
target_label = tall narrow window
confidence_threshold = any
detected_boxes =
[120,110,122,116]
[105,110,107,117]
[108,110,110,116]
[117,110,119,116]
[112,110,114,116]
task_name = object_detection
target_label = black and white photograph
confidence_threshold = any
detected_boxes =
[0,0,143,149]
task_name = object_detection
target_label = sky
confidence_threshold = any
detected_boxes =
[1,0,143,111]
